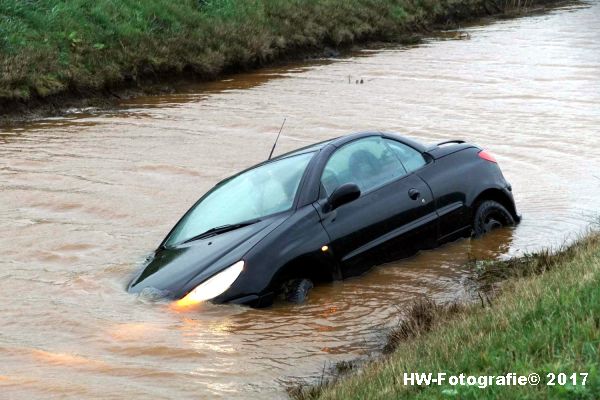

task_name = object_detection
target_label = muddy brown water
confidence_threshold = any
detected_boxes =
[1,2,600,399]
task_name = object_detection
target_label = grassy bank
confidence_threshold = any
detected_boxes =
[0,0,556,115]
[293,232,600,399]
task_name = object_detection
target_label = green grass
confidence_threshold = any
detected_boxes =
[293,233,600,399]
[0,0,554,106]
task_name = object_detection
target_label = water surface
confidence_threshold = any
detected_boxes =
[1,2,599,398]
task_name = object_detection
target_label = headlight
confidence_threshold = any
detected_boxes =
[176,261,244,307]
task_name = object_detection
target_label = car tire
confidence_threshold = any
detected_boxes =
[472,200,515,237]
[285,278,314,304]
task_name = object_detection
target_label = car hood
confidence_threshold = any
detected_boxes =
[127,214,288,298]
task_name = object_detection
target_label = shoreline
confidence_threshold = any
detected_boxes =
[290,229,600,399]
[0,0,565,124]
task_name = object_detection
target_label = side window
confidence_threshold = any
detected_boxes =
[321,137,407,196]
[384,139,427,172]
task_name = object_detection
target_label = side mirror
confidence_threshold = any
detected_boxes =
[327,183,361,211]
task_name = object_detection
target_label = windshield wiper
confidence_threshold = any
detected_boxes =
[182,219,261,244]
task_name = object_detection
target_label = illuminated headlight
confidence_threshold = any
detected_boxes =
[176,261,244,307]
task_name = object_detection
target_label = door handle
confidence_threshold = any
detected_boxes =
[408,188,420,200]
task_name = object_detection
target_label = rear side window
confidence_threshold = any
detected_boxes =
[321,137,407,195]
[384,139,426,172]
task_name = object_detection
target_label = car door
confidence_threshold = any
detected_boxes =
[395,142,474,241]
[314,136,437,276]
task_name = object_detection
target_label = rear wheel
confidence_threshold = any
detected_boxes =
[472,200,515,237]
[283,278,314,304]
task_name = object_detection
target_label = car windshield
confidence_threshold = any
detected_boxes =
[165,152,314,246]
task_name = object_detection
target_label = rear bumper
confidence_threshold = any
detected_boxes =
[503,182,521,223]
[515,213,522,223]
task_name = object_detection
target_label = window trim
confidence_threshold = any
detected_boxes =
[381,137,430,174]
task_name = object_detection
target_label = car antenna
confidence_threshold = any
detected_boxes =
[268,117,286,160]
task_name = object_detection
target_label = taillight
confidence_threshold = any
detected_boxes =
[478,150,497,163]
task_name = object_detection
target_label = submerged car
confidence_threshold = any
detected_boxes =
[128,132,520,307]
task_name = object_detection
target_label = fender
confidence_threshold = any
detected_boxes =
[220,204,334,304]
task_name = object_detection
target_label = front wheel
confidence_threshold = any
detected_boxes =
[283,278,314,304]
[472,200,515,237]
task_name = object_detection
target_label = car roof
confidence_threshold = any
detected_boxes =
[271,137,336,160]
[216,131,426,187]
[274,131,427,160]
[272,131,381,161]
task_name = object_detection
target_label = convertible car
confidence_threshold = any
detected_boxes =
[128,132,519,307]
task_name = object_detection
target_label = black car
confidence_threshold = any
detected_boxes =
[128,132,519,307]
